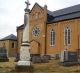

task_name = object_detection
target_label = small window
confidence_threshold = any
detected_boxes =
[21,31,23,43]
[3,43,5,48]
[50,29,55,46]
[64,27,71,46]
[12,43,15,48]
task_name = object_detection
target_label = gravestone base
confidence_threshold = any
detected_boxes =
[17,61,30,66]
[16,46,31,71]
[59,61,78,66]
[78,60,80,64]
[31,55,49,63]
[60,50,78,66]
[16,61,33,72]
[15,64,33,72]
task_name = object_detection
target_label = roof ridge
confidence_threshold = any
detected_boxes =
[51,4,80,17]
[0,34,17,41]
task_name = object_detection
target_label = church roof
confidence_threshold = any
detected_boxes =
[17,3,80,30]
[48,4,80,17]
[47,4,80,23]
[17,24,24,30]
[0,34,17,41]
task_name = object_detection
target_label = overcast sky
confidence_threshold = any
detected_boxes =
[0,0,80,39]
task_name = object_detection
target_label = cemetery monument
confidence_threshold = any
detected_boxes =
[16,0,31,67]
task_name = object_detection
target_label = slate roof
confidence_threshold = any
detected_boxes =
[0,34,17,41]
[47,4,80,23]
[17,24,25,30]
[51,4,80,17]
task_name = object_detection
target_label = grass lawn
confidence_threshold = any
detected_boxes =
[0,58,80,73]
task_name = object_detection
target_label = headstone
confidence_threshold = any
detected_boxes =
[32,56,42,63]
[55,54,59,59]
[15,53,20,62]
[77,49,80,64]
[32,55,49,63]
[60,49,68,62]
[0,47,8,62]
[60,49,78,66]
[41,55,49,63]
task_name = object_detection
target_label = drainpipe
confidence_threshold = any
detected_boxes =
[44,5,47,55]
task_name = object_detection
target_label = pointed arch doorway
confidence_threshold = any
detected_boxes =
[30,40,40,55]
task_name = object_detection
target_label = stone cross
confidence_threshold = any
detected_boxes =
[25,0,30,9]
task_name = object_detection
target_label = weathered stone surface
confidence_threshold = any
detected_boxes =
[60,49,78,66]
[16,0,31,67]
[17,61,30,66]
[0,47,9,62]
[32,56,41,63]
[60,50,68,62]
[60,51,78,62]
[20,46,30,61]
[41,56,49,63]
[32,55,49,63]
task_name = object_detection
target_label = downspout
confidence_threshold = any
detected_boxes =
[44,5,47,55]
[77,19,80,59]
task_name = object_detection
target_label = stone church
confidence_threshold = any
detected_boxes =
[17,3,80,58]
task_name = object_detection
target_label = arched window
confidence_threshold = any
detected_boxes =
[64,27,71,46]
[50,29,55,46]
[21,31,23,43]
[12,43,15,48]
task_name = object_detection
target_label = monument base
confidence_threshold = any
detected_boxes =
[17,61,30,66]
[15,61,33,72]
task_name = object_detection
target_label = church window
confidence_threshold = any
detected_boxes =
[32,27,40,36]
[64,27,71,46]
[50,29,55,46]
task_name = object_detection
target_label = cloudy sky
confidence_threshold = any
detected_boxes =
[0,0,80,39]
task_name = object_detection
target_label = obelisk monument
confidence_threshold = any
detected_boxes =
[17,0,31,67]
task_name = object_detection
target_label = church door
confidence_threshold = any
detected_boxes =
[30,40,40,55]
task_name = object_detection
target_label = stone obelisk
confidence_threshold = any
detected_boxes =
[17,0,31,67]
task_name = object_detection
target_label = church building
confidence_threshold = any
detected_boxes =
[17,3,80,58]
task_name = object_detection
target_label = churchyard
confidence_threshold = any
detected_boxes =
[0,57,80,73]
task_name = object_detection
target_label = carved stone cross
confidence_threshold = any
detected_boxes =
[25,0,30,9]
